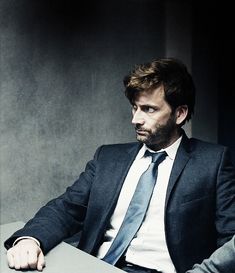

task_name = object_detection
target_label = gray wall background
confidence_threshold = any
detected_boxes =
[0,0,225,224]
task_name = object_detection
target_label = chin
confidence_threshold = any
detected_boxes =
[136,135,147,143]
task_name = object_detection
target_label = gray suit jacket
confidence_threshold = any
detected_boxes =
[187,235,235,272]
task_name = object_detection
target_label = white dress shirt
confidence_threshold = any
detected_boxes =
[97,136,182,273]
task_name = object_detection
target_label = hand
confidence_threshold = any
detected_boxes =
[7,238,45,271]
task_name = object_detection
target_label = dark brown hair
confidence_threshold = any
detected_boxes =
[124,58,195,122]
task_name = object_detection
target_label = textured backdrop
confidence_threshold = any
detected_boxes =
[0,0,165,224]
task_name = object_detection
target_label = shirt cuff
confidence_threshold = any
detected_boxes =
[13,236,40,247]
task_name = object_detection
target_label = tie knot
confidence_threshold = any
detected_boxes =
[144,150,167,164]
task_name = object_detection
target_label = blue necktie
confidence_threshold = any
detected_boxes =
[102,150,167,265]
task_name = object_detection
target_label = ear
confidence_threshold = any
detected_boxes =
[175,105,188,125]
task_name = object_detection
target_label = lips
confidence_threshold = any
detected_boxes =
[135,129,148,135]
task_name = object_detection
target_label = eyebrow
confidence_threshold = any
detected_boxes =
[133,103,158,108]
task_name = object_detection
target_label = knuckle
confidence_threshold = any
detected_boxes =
[8,260,14,268]
[14,264,21,270]
[20,262,29,269]
[28,256,37,264]
[28,262,37,269]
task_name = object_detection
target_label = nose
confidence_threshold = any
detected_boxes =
[132,109,145,125]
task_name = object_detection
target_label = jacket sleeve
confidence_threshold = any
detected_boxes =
[4,146,103,254]
[186,235,235,273]
[187,147,235,273]
[215,147,235,246]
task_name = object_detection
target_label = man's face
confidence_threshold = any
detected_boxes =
[131,86,179,150]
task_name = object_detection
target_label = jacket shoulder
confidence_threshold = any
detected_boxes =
[94,142,141,160]
[188,138,227,153]
[99,142,140,151]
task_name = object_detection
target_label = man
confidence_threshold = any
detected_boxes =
[187,235,235,273]
[4,58,235,273]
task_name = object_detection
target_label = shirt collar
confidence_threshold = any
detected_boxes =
[136,135,183,161]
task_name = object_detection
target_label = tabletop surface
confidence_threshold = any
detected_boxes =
[1,221,124,273]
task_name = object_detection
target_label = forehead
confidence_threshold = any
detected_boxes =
[133,85,166,106]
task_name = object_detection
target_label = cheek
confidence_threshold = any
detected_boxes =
[146,118,160,131]
[148,113,170,128]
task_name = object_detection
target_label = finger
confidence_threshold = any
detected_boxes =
[19,250,29,269]
[12,250,21,270]
[37,251,45,271]
[27,249,38,269]
[7,249,15,268]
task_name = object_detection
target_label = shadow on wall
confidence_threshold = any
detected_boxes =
[0,0,165,224]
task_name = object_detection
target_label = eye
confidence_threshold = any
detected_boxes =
[132,105,137,112]
[143,106,156,113]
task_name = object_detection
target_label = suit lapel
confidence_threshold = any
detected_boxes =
[102,136,192,214]
[86,142,142,253]
[165,133,191,207]
[104,143,142,215]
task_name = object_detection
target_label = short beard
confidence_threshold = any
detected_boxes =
[137,114,178,150]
